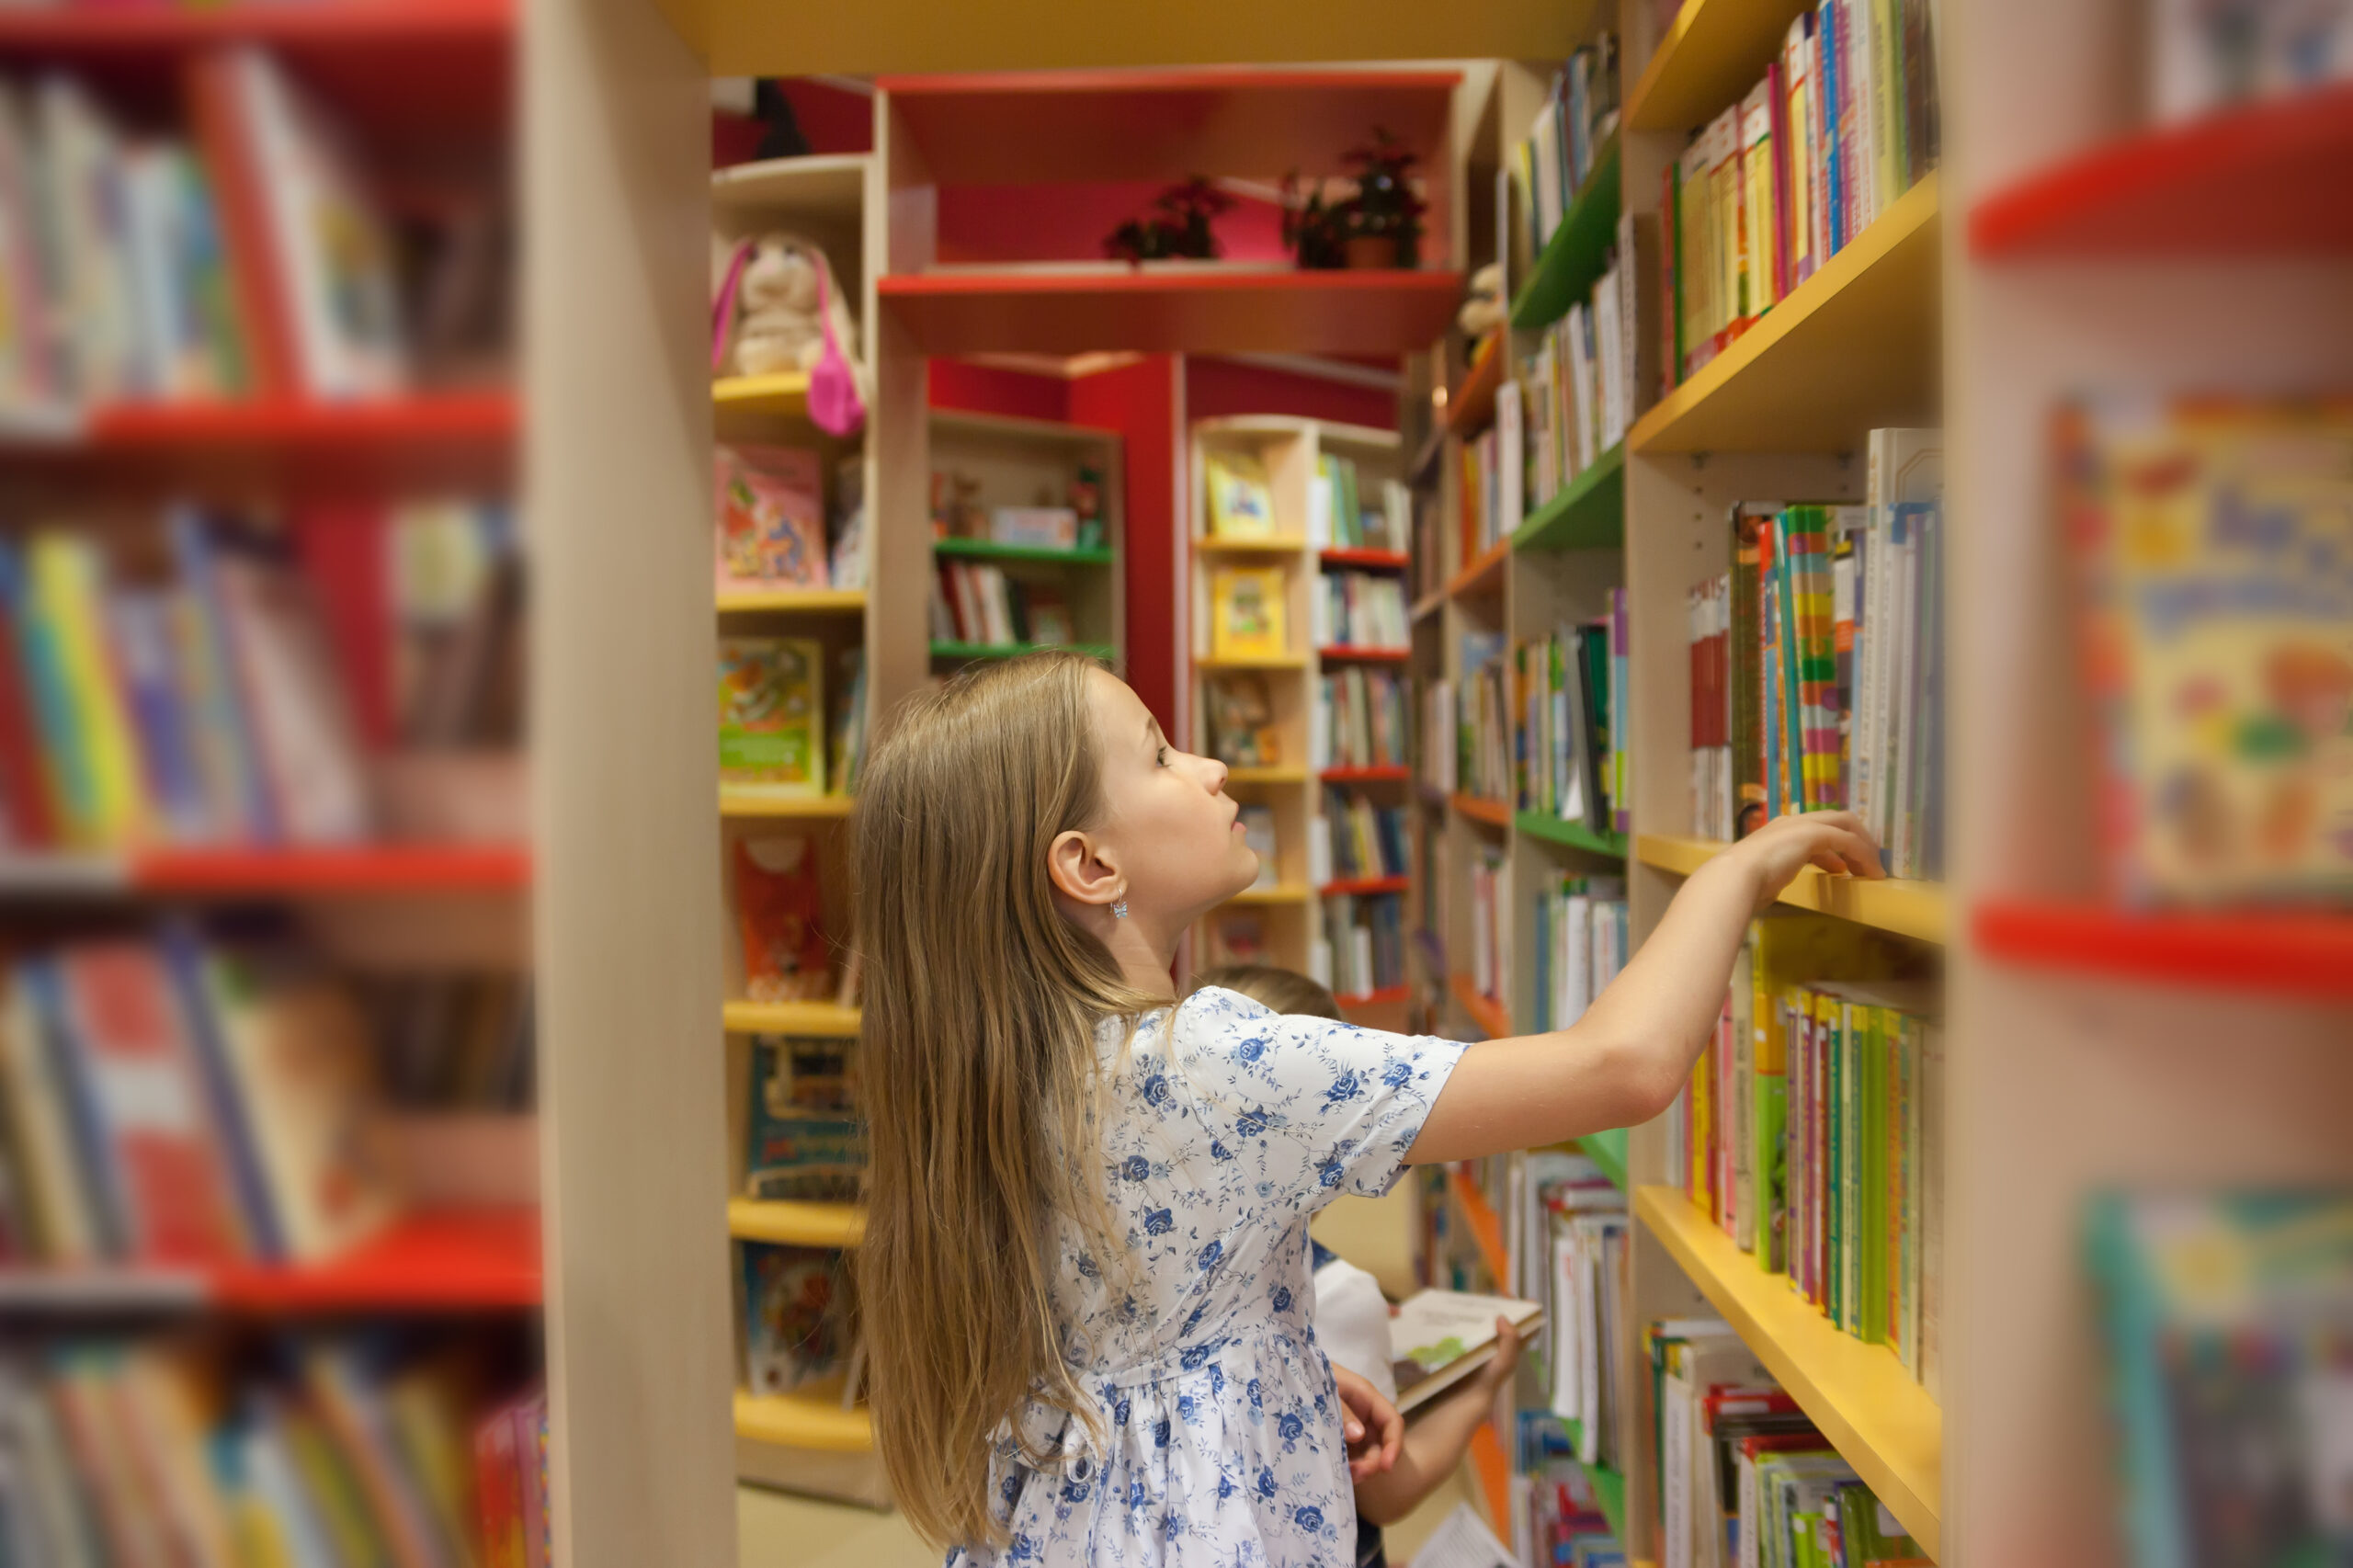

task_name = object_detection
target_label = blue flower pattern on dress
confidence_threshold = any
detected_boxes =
[944,988,1467,1568]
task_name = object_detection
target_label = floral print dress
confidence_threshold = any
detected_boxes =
[946,987,1470,1568]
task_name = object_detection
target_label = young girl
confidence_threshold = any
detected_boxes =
[855,653,1878,1567]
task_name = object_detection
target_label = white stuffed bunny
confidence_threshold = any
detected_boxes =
[723,232,860,380]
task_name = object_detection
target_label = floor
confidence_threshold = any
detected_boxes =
[738,1464,1479,1568]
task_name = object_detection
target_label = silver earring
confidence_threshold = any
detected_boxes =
[1111,898,1130,919]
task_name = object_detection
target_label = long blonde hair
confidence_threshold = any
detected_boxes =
[852,651,1161,1550]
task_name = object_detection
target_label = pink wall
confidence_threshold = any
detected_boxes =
[1185,357,1396,431]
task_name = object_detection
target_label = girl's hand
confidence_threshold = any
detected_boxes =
[1474,1317,1522,1394]
[1719,810,1883,910]
[1331,1364,1403,1481]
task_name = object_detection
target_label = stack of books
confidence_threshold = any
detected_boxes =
[1510,38,1621,257]
[1313,571,1408,650]
[1316,789,1407,883]
[1514,610,1626,837]
[1316,892,1406,1001]
[1468,846,1510,1010]
[1519,214,1656,504]
[1313,666,1408,771]
[928,562,1075,649]
[1312,452,1409,552]
[1662,1,1941,393]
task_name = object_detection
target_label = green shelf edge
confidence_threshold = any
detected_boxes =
[1508,133,1622,333]
[933,538,1114,564]
[929,641,1117,661]
[1591,1460,1627,1541]
[1580,1128,1630,1195]
[1510,444,1625,554]
[1513,810,1630,858]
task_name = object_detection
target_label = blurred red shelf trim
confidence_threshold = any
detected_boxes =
[1970,83,2353,256]
[1449,971,1511,1040]
[72,393,517,449]
[877,66,1461,97]
[0,0,511,49]
[1316,644,1411,664]
[1319,766,1411,782]
[1450,791,1512,827]
[133,845,530,893]
[1317,548,1412,569]
[1972,902,2353,1000]
[1335,984,1409,1008]
[1446,1166,1508,1282]
[1319,875,1409,897]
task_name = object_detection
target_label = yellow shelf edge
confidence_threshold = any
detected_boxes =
[722,999,862,1037]
[1635,1187,1941,1559]
[1194,654,1309,671]
[720,789,856,819]
[1633,834,1945,944]
[1191,535,1310,555]
[733,1384,872,1455]
[713,371,812,411]
[1627,175,1939,456]
[717,586,868,614]
[1226,884,1311,905]
[728,1197,866,1249]
[1225,766,1311,784]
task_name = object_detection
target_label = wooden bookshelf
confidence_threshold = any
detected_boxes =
[0,0,511,50]
[727,1199,866,1249]
[717,586,869,614]
[1192,652,1309,671]
[1510,444,1625,553]
[733,1384,872,1455]
[710,153,870,222]
[1449,972,1512,1040]
[1622,0,1814,134]
[718,790,858,820]
[1635,835,1945,944]
[1450,792,1511,828]
[1446,335,1505,437]
[1446,538,1509,600]
[1227,765,1311,784]
[1972,903,2353,1001]
[1509,132,1623,330]
[1194,535,1312,556]
[1225,883,1311,905]
[1637,1187,1942,1558]
[721,1000,863,1037]
[1628,176,1940,455]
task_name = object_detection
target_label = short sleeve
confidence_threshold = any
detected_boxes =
[1165,986,1469,1216]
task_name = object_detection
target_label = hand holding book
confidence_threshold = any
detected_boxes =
[1717,809,1885,915]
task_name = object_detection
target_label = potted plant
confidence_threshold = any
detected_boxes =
[1280,174,1353,270]
[1344,128,1426,269]
[1104,176,1236,265]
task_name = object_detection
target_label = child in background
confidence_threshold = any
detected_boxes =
[1188,964,1525,1568]
[852,652,1880,1568]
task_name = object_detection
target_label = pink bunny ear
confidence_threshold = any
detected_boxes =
[806,250,866,437]
[712,237,754,374]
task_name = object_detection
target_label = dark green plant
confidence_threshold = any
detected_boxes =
[1104,176,1236,264]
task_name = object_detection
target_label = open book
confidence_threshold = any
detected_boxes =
[1390,1289,1545,1413]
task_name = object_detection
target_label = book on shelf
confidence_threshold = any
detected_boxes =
[719,636,824,798]
[1203,910,1267,969]
[2147,0,2350,120]
[1209,565,1288,662]
[1549,1195,1632,1469]
[1313,665,1408,771]
[1314,890,1405,1000]
[1468,846,1511,1009]
[741,1240,858,1397]
[1204,450,1279,540]
[2059,396,2353,905]
[1204,672,1283,768]
[745,1034,862,1202]
[479,1385,553,1568]
[733,836,850,1006]
[1313,570,1408,650]
[1238,804,1278,891]
[1689,573,1733,844]
[1661,0,1939,394]
[1512,1419,1620,1568]
[1315,788,1407,883]
[1508,37,1621,261]
[1387,1288,1545,1413]
[1530,875,1627,1035]
[2086,1189,2353,1568]
[1509,612,1625,835]
[928,561,1077,650]
[1421,676,1458,796]
[716,444,828,592]
[1310,450,1408,552]
[1518,212,1656,514]
[1461,377,1525,560]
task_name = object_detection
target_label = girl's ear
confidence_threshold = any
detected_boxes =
[1047,827,1123,910]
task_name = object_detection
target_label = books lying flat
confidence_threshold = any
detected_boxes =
[1390,1288,1545,1413]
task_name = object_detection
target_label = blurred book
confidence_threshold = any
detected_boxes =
[718,636,824,798]
[744,1034,862,1203]
[2148,0,2353,122]
[741,1241,853,1396]
[929,562,1074,649]
[733,836,843,1006]
[1313,569,1408,649]
[715,444,827,592]
[1205,672,1281,767]
[1204,450,1277,540]
[1209,566,1287,661]
[1238,803,1277,892]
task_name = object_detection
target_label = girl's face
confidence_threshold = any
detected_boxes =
[1084,669,1259,926]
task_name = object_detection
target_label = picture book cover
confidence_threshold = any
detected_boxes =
[719,637,824,796]
[1206,674,1282,767]
[2062,397,2353,903]
[1206,451,1278,540]
[745,1034,863,1202]
[1390,1288,1545,1412]
[742,1241,849,1395]
[1211,567,1288,662]
[734,837,832,1005]
[715,445,827,591]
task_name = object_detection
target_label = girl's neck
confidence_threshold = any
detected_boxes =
[1069,902,1181,1000]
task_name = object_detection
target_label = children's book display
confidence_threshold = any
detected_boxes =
[745,1034,862,1202]
[1314,666,1407,771]
[716,445,828,591]
[929,562,1075,648]
[1205,673,1284,767]
[1211,566,1289,661]
[719,637,824,798]
[742,1241,858,1398]
[479,1386,554,1568]
[1205,451,1279,540]
[733,837,847,1006]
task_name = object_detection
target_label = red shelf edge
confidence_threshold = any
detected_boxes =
[1449,972,1511,1040]
[1315,644,1412,663]
[1450,791,1512,827]
[1335,984,1410,1007]
[876,67,1463,97]
[1318,766,1411,782]
[1318,875,1409,897]
[0,1,513,48]
[132,845,531,893]
[1318,549,1412,569]
[1972,901,2353,1000]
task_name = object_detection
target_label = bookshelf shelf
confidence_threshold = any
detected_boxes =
[1635,835,1945,944]
[1319,875,1410,896]
[1449,972,1512,1039]
[1514,812,1628,858]
[1334,984,1410,1008]
[1228,766,1311,784]
[727,1198,865,1250]
[1636,1187,1942,1559]
[1194,653,1310,671]
[1319,766,1410,783]
[1509,132,1623,331]
[130,845,529,895]
[0,0,510,51]
[1445,335,1505,438]
[710,153,870,222]
[0,1209,540,1314]
[1315,644,1411,664]
[930,640,1119,661]
[1227,883,1312,905]
[1972,902,2353,1001]
[722,1000,863,1037]
[1451,793,1512,828]
[1970,82,2353,256]
[717,586,869,614]
[1410,586,1447,623]
[1627,175,1940,455]
[1447,1166,1509,1283]
[1470,1423,1513,1545]
[719,790,858,820]
[1511,444,1625,553]
[1623,0,1814,133]
[711,372,811,417]
[1318,548,1412,569]
[1447,539,1510,601]
[4,393,520,458]
[932,539,1116,564]
[1579,1128,1630,1194]
[1195,535,1310,556]
[733,1383,872,1456]
[874,67,1460,186]
[877,270,1464,357]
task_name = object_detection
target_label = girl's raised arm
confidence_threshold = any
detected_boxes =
[1404,811,1881,1165]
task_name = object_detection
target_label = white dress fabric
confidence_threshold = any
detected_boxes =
[946,987,1469,1568]
[1310,1248,1398,1407]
